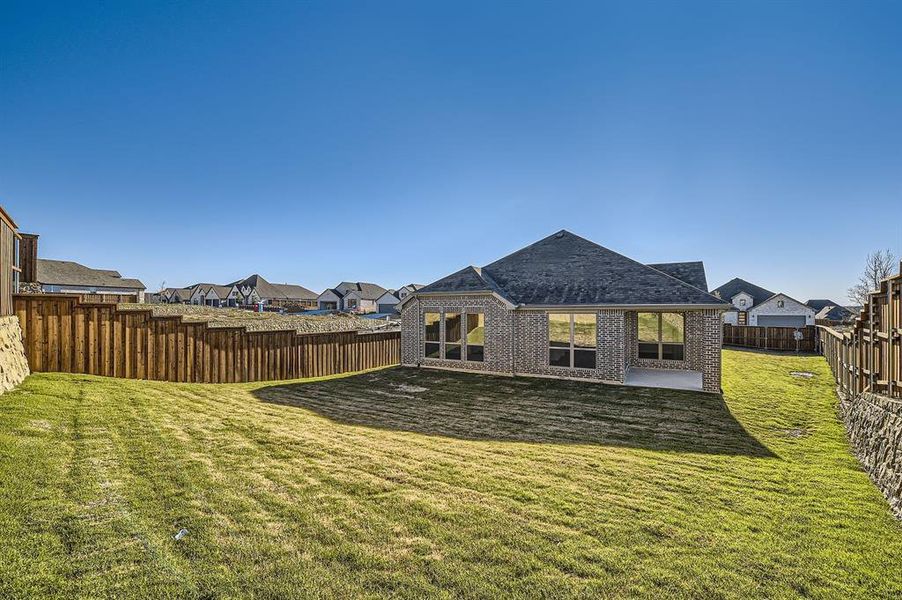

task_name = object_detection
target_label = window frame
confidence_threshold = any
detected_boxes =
[424,310,485,362]
[424,312,441,359]
[464,312,485,362]
[547,313,597,370]
[637,312,685,362]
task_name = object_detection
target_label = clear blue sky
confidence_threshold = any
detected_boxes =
[2,0,900,301]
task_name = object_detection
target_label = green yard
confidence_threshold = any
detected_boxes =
[1,350,900,598]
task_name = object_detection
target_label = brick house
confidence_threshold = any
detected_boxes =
[399,230,730,393]
[712,278,816,327]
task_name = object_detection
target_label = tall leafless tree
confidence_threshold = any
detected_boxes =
[848,249,897,306]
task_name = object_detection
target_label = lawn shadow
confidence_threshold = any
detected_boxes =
[253,367,776,457]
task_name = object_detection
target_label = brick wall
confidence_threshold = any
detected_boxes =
[624,309,722,392]
[402,298,722,391]
[400,294,513,374]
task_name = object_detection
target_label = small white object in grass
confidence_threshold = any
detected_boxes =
[790,371,815,379]
[174,528,188,541]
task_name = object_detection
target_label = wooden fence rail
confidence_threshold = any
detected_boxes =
[818,266,901,399]
[14,294,400,383]
[723,324,817,352]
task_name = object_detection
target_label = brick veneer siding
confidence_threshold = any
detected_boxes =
[512,310,627,382]
[625,309,722,392]
[402,297,722,391]
[401,295,513,374]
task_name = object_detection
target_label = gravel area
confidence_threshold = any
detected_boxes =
[118,304,396,334]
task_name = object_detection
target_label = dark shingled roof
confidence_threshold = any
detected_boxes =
[417,231,725,307]
[36,259,145,290]
[230,274,318,301]
[808,300,855,322]
[806,298,843,312]
[816,305,854,322]
[417,267,497,295]
[710,278,774,306]
[647,261,708,292]
[338,282,388,301]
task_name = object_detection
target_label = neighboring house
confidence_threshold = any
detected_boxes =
[710,278,774,325]
[395,284,423,302]
[712,278,816,327]
[318,282,387,313]
[229,274,318,309]
[16,230,145,302]
[317,288,344,311]
[747,293,815,327]
[399,230,729,393]
[376,290,401,314]
[33,259,146,302]
[376,284,425,314]
[189,284,240,307]
[161,287,194,304]
[806,299,855,324]
[160,274,318,310]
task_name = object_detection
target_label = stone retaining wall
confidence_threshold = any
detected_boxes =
[839,391,902,518]
[0,315,29,393]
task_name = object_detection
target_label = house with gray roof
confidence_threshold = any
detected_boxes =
[375,284,427,315]
[399,230,729,392]
[160,287,194,304]
[35,259,146,301]
[712,278,815,327]
[806,299,855,324]
[188,284,240,307]
[317,282,388,313]
[229,274,318,309]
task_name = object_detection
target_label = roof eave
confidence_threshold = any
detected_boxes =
[398,290,517,310]
[515,302,732,311]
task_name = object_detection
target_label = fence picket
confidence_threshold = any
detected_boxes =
[14,294,401,384]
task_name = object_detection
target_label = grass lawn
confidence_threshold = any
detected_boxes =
[1,350,900,598]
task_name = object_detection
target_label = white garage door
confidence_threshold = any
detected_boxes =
[757,315,806,327]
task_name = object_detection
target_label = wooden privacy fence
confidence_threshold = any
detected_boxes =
[723,324,818,352]
[78,293,140,304]
[14,294,400,383]
[818,266,902,399]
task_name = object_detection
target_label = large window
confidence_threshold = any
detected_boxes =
[548,313,597,369]
[424,311,485,362]
[465,312,484,362]
[637,313,685,361]
[424,312,441,358]
[444,312,462,360]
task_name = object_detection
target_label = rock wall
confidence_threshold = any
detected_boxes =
[839,391,902,518]
[0,315,29,393]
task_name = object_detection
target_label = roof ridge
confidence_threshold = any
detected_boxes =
[500,230,725,304]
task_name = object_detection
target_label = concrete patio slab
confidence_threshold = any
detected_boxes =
[625,367,704,392]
